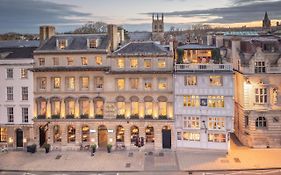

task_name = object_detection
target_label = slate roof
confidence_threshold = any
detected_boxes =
[128,32,152,41]
[112,42,170,56]
[0,40,39,48]
[0,47,36,59]
[36,34,109,52]
[178,44,217,50]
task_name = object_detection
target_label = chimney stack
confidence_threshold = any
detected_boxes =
[39,26,55,46]
[107,24,119,52]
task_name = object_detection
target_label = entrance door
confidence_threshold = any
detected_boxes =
[162,126,171,149]
[16,129,23,147]
[39,127,46,147]
[98,125,108,148]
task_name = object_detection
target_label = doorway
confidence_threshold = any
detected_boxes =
[16,129,23,148]
[39,126,46,147]
[98,125,108,148]
[162,126,171,149]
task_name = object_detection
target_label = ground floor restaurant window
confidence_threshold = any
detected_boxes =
[68,125,76,143]
[182,132,200,141]
[130,126,139,144]
[53,125,62,142]
[145,126,154,143]
[116,125,125,142]
[0,128,7,142]
[82,125,90,142]
[208,133,226,143]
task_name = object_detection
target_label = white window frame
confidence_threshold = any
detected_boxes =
[22,87,28,101]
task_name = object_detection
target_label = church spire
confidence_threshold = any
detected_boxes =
[263,11,271,30]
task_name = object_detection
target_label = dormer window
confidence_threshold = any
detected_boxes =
[255,61,266,73]
[58,39,67,49]
[88,39,100,48]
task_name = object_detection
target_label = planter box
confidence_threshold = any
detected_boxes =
[80,114,89,119]
[158,115,168,120]
[144,115,153,119]
[95,115,103,119]
[37,115,46,119]
[51,115,60,119]
[116,115,125,119]
[66,115,75,119]
[130,115,139,119]
[27,144,37,153]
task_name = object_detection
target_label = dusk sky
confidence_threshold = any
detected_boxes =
[0,0,281,33]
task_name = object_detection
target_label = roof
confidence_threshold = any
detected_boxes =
[177,44,217,50]
[0,47,36,59]
[112,42,170,56]
[0,40,39,48]
[36,34,109,52]
[128,32,152,41]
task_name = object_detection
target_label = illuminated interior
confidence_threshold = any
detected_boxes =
[183,49,212,64]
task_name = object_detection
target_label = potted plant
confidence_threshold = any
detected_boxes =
[159,115,168,120]
[66,114,75,119]
[95,114,103,119]
[42,143,51,153]
[80,114,89,119]
[27,144,37,153]
[37,115,46,119]
[51,114,60,119]
[107,144,112,153]
[91,144,97,156]
[144,115,153,119]
[116,114,125,119]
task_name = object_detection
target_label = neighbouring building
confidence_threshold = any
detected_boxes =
[152,13,165,42]
[0,47,36,149]
[214,34,281,148]
[32,24,175,150]
[174,44,234,151]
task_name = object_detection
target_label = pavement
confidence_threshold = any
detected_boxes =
[1,137,281,174]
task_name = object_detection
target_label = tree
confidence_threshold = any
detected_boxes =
[73,21,107,34]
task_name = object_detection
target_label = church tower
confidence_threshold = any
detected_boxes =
[152,13,164,41]
[262,12,271,30]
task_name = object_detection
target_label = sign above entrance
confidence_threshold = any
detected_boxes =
[90,129,96,133]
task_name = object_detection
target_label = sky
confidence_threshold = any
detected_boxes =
[0,0,281,33]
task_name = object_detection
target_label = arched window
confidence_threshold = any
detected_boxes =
[81,125,90,142]
[79,97,89,117]
[116,96,125,118]
[50,97,61,116]
[53,125,61,143]
[144,96,153,118]
[116,125,125,142]
[256,117,267,128]
[94,97,104,118]
[37,97,47,117]
[65,97,75,116]
[67,125,76,143]
[130,96,139,118]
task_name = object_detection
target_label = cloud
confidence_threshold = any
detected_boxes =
[0,0,92,33]
[144,0,281,24]
[232,0,278,5]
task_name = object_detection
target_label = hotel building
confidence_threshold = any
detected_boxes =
[174,44,234,150]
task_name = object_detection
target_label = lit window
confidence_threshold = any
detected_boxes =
[177,132,182,140]
[0,128,7,142]
[95,56,102,65]
[117,102,126,115]
[144,79,152,90]
[66,100,75,115]
[130,58,138,68]
[145,102,153,116]
[131,102,139,116]
[95,76,103,89]
[38,100,47,116]
[67,126,75,143]
[256,117,267,128]
[6,68,13,79]
[95,100,104,115]
[58,39,67,49]
[130,78,139,90]
[208,96,224,108]
[22,87,28,101]
[208,117,225,130]
[183,96,200,107]
[67,57,74,66]
[53,77,61,89]
[51,99,61,115]
[144,59,152,69]
[210,76,223,86]
[53,57,59,65]
[158,78,167,90]
[53,125,62,143]
[183,132,200,141]
[255,61,266,73]
[117,79,125,90]
[81,77,89,89]
[7,107,14,123]
[89,39,97,48]
[22,108,29,123]
[80,99,89,115]
[158,59,166,68]
[183,116,200,129]
[184,76,197,86]
[81,57,88,66]
[39,58,45,66]
[117,58,125,68]
[82,125,90,142]
[159,102,167,116]
[255,88,267,104]
[21,69,28,79]
[208,133,226,142]
[66,77,75,90]
[39,77,47,90]
[7,87,13,101]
